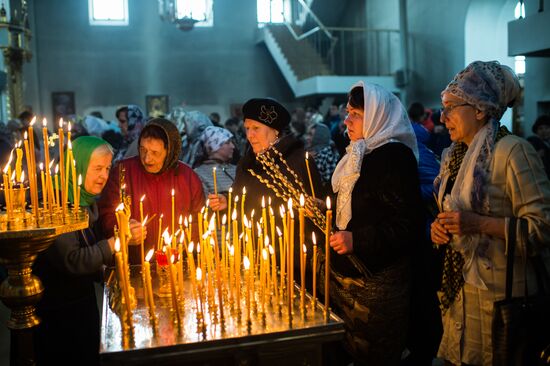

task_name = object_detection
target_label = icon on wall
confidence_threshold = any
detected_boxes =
[52,91,76,122]
[146,95,169,118]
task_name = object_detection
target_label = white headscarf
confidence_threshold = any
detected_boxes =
[331,81,418,230]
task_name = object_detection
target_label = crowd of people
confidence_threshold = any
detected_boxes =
[1,60,549,366]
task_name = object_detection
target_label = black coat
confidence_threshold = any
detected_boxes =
[233,135,326,216]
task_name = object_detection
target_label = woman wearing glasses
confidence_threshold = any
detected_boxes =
[431,61,550,365]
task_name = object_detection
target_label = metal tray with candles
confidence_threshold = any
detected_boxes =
[100,264,345,366]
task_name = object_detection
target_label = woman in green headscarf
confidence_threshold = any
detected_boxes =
[34,136,118,365]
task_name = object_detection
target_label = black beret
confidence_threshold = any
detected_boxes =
[242,98,290,132]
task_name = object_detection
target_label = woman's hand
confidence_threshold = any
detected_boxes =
[437,211,481,236]
[329,231,353,255]
[430,219,450,245]
[128,219,147,245]
[208,193,228,211]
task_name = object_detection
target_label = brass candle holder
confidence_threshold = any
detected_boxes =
[0,209,88,365]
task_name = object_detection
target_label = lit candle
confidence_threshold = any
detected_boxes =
[299,195,305,300]
[187,242,197,302]
[227,187,232,237]
[39,163,47,211]
[277,226,285,304]
[140,195,145,264]
[177,244,185,314]
[143,249,156,321]
[3,163,12,222]
[15,141,23,183]
[196,268,205,317]
[115,238,133,327]
[312,232,317,312]
[301,244,307,313]
[42,118,54,212]
[71,159,77,212]
[325,197,332,319]
[169,255,182,327]
[243,256,251,326]
[64,139,72,209]
[75,174,82,210]
[241,187,246,233]
[58,119,66,216]
[261,248,268,316]
[157,214,163,251]
[171,189,175,247]
[23,133,38,218]
[28,117,38,213]
[269,244,277,305]
[288,199,295,316]
[54,164,60,208]
[261,196,267,240]
[305,152,316,199]
[48,160,55,211]
[212,166,218,196]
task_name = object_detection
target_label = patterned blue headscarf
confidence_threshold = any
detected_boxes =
[200,126,233,157]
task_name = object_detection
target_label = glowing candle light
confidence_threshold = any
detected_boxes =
[269,244,277,306]
[28,117,38,214]
[140,195,146,264]
[42,118,54,212]
[54,164,60,208]
[115,238,133,327]
[3,161,12,221]
[171,189,175,247]
[39,163,46,211]
[143,249,156,321]
[305,151,316,199]
[312,232,318,312]
[243,256,251,326]
[187,242,197,301]
[58,118,66,216]
[75,174,82,210]
[301,244,307,313]
[325,197,332,320]
[15,141,23,183]
[22,132,38,218]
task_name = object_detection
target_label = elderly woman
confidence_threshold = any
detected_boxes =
[194,126,236,196]
[304,122,340,184]
[327,81,423,366]
[209,98,324,215]
[34,136,119,365]
[430,61,550,366]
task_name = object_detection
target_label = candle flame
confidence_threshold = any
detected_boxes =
[261,196,265,208]
[171,188,175,196]
[68,139,72,150]
[59,118,64,128]
[10,170,15,181]
[162,229,171,245]
[115,202,124,211]
[196,268,202,281]
[140,194,145,202]
[142,214,149,227]
[55,164,59,174]
[250,208,255,218]
[30,116,36,126]
[243,215,249,228]
[3,149,14,173]
[232,208,237,220]
[184,216,189,227]
[229,245,234,256]
[20,171,25,183]
[200,206,205,214]
[212,166,216,173]
[279,205,285,218]
[312,232,317,245]
[197,243,201,254]
[78,174,82,185]
[243,256,250,270]
[210,237,215,247]
[234,195,239,203]
[300,194,305,207]
[303,244,307,253]
[268,196,272,205]
[179,231,185,244]
[269,245,274,255]
[68,121,72,132]
[287,198,292,210]
[262,249,268,261]
[242,186,246,195]
[229,187,232,193]
[289,207,294,219]
[326,196,331,210]
[306,151,309,159]
[42,118,47,127]
[145,249,154,262]
[177,214,182,225]
[222,214,227,225]
[24,131,28,140]
[269,206,274,216]
[188,214,192,223]
[115,238,120,252]
[49,159,54,169]
[276,226,282,236]
[264,235,270,246]
[171,254,175,264]
[39,162,44,171]
[188,242,194,253]
[208,214,216,231]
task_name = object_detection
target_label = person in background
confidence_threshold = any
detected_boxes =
[114,105,145,161]
[34,137,118,365]
[209,112,222,127]
[193,126,236,197]
[431,61,550,366]
[527,114,550,178]
[304,122,339,185]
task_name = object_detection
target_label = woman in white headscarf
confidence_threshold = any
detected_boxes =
[325,81,423,366]
[431,61,550,366]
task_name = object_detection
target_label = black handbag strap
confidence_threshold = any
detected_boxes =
[505,217,517,300]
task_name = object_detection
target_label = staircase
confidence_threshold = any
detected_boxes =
[259,24,399,97]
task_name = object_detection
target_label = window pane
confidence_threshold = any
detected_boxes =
[258,0,290,25]
[257,0,271,23]
[176,0,213,27]
[89,0,128,25]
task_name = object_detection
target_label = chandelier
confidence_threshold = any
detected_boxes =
[158,0,208,31]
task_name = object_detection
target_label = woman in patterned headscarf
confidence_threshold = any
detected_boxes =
[194,126,236,197]
[304,122,340,184]
[431,61,550,366]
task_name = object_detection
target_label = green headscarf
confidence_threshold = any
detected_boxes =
[68,136,112,206]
